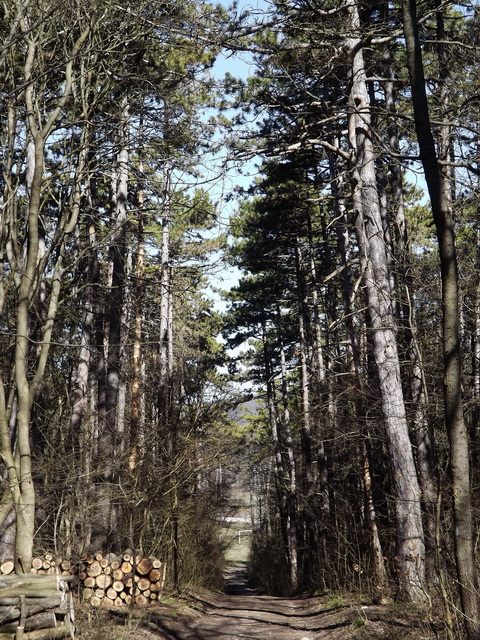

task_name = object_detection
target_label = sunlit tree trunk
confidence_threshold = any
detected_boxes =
[473,218,480,464]
[306,215,330,521]
[346,0,426,603]
[130,152,145,472]
[379,20,438,586]
[96,96,129,547]
[402,1,480,635]
[105,96,129,453]
[67,143,97,554]
[261,322,288,547]
[277,311,299,592]
[159,164,172,426]
[294,238,319,581]
[327,141,389,596]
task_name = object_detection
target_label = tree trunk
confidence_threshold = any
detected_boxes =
[96,96,129,548]
[473,223,480,465]
[262,323,288,550]
[295,239,318,582]
[402,1,480,635]
[158,164,172,427]
[327,140,389,596]
[130,147,145,471]
[379,18,438,587]
[277,312,299,592]
[104,97,129,463]
[346,0,426,603]
[306,215,330,521]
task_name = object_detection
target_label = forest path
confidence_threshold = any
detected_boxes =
[167,563,393,640]
[88,563,435,640]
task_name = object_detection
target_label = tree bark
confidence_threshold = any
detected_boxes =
[327,140,389,596]
[346,0,426,603]
[104,96,129,465]
[402,1,480,635]
[158,163,172,427]
[379,14,438,587]
[129,148,145,472]
[277,312,299,592]
[295,238,318,582]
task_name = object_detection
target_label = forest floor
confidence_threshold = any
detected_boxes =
[76,563,442,640]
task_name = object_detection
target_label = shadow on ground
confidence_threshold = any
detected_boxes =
[76,560,440,640]
[222,561,257,596]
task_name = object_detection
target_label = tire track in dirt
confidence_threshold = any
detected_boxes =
[79,562,436,640]
[175,563,394,640]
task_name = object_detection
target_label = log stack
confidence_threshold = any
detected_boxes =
[77,551,166,607]
[0,574,74,640]
[0,551,166,609]
[1,559,76,582]
[31,556,75,580]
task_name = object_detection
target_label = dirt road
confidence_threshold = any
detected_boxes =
[80,563,437,640]
[181,564,347,639]
[152,563,434,640]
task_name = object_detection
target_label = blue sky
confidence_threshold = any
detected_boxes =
[203,3,270,312]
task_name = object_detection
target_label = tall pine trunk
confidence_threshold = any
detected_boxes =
[402,1,480,635]
[96,96,129,548]
[130,156,145,472]
[295,238,319,583]
[327,142,389,596]
[158,164,172,428]
[277,311,299,592]
[380,20,438,587]
[345,0,426,603]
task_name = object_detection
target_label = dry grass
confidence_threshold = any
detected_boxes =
[75,594,203,640]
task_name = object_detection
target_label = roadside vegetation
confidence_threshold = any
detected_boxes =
[1,2,480,639]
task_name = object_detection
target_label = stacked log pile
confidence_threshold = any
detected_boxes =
[0,574,74,640]
[31,557,75,580]
[77,551,166,607]
[0,552,166,608]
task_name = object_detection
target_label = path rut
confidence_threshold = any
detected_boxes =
[173,563,392,640]
[80,563,436,640]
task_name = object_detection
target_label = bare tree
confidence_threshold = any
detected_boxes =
[0,1,92,570]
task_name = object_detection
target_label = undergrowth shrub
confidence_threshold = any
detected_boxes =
[248,531,292,596]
